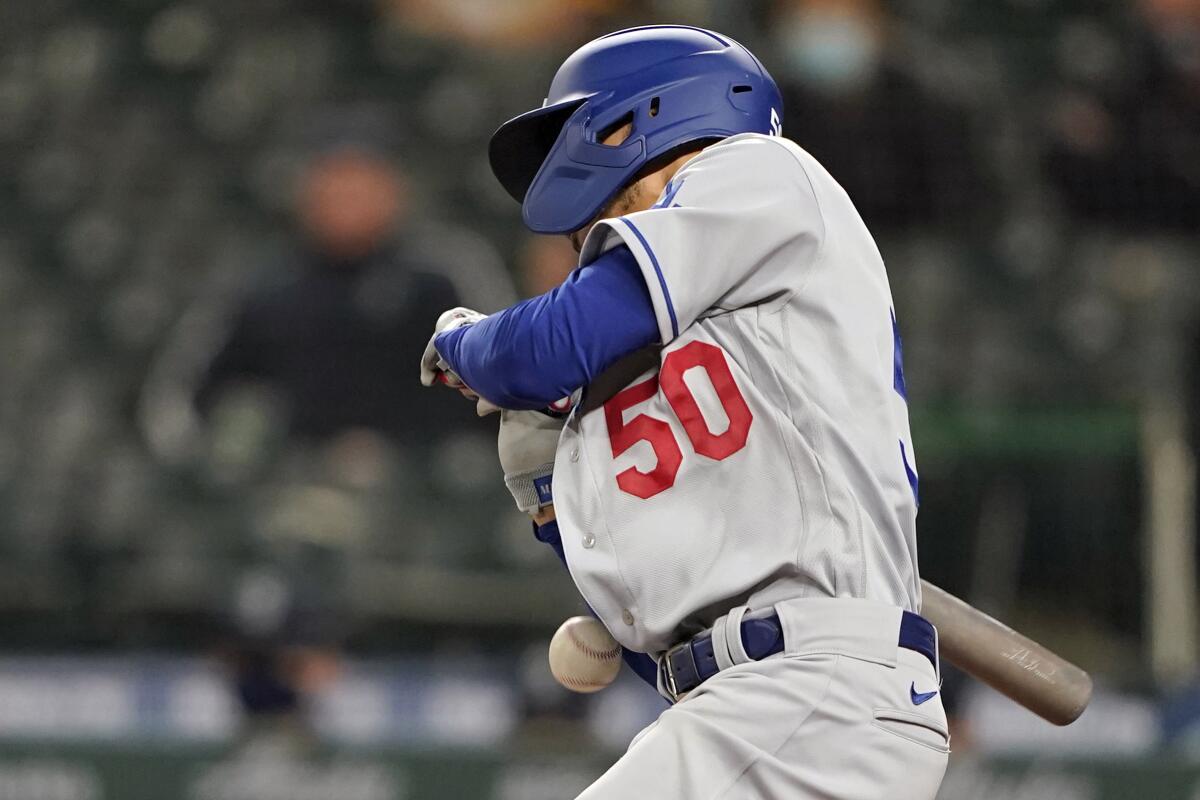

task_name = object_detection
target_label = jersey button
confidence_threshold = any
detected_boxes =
[621,609,634,626]
[581,532,595,549]
[570,447,580,462]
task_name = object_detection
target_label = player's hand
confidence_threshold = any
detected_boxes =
[498,408,566,514]
[420,307,499,415]
[419,306,484,387]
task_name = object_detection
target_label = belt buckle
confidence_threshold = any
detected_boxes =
[662,643,683,702]
[661,639,698,703]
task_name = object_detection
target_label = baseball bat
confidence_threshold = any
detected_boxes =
[919,580,1092,725]
[578,346,1093,725]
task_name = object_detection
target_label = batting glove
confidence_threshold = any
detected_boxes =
[419,307,500,416]
[498,408,566,514]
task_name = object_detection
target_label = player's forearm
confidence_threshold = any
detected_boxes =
[434,245,658,408]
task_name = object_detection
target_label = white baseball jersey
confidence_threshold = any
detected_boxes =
[555,132,921,655]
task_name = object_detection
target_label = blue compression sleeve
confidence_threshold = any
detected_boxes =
[435,245,659,409]
[534,520,662,691]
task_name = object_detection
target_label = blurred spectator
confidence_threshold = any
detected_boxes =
[1044,0,1200,229]
[770,0,988,231]
[382,0,628,52]
[195,145,476,448]
[516,234,577,296]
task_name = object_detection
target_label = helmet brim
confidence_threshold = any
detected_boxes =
[488,96,589,204]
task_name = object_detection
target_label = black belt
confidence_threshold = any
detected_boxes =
[660,609,937,703]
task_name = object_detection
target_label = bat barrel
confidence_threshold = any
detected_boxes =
[920,580,1093,726]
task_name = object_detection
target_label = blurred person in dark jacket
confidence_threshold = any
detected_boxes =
[1044,0,1200,229]
[196,145,471,448]
[769,0,987,232]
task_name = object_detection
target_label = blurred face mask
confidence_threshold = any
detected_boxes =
[778,7,883,93]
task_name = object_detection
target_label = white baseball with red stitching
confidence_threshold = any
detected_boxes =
[548,616,622,693]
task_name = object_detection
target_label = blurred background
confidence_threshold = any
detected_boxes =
[0,0,1197,797]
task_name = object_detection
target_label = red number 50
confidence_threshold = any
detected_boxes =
[603,341,753,499]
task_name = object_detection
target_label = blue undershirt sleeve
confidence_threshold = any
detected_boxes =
[434,245,659,410]
[534,520,663,692]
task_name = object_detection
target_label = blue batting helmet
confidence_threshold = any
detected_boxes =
[488,25,784,235]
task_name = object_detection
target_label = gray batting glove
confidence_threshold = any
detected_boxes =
[498,408,566,514]
[419,306,484,387]
[419,306,500,416]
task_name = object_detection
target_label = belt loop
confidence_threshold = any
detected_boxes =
[722,606,751,666]
[711,614,734,672]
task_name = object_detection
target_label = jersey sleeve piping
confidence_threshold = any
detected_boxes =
[615,217,680,343]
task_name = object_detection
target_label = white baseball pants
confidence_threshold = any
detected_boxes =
[578,597,949,799]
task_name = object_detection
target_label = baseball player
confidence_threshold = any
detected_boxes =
[421,25,948,799]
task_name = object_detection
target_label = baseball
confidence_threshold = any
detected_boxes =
[548,616,622,693]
